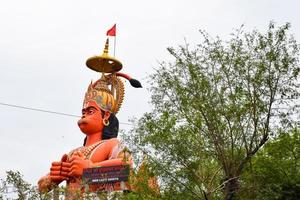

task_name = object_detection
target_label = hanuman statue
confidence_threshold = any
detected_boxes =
[38,38,141,197]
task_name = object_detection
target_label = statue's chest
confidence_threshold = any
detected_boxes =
[68,140,106,160]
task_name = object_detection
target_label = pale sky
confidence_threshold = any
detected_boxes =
[0,0,299,185]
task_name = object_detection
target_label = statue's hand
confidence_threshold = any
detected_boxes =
[69,151,92,177]
[38,155,70,193]
[49,154,71,183]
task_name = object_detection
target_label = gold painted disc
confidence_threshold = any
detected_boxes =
[86,55,123,73]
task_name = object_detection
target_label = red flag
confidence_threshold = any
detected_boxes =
[106,24,116,36]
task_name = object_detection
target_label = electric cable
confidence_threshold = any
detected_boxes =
[0,102,133,126]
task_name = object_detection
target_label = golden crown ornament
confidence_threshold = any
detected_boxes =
[84,38,142,114]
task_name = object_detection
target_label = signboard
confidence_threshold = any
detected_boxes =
[82,165,130,191]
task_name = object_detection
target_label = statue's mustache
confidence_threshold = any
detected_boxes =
[78,118,88,126]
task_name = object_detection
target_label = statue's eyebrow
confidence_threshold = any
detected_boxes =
[82,106,98,111]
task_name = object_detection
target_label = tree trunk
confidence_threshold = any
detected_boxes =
[224,177,239,200]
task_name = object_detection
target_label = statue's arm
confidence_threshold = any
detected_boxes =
[93,158,128,167]
[94,140,133,167]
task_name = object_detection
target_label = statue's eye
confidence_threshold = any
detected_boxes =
[88,109,96,115]
[82,110,86,115]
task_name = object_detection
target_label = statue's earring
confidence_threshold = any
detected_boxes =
[103,118,109,126]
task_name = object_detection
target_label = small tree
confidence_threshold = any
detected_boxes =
[128,22,300,199]
[0,171,48,200]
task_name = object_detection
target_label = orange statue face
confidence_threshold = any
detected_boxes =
[77,101,111,135]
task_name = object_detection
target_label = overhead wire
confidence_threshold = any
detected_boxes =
[0,102,134,126]
[0,102,80,117]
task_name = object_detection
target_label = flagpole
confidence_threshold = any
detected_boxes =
[114,34,116,57]
[106,24,117,56]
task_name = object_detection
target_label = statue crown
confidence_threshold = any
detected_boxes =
[84,73,124,114]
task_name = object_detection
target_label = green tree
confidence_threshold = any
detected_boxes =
[127,22,300,200]
[0,171,47,200]
[240,128,300,200]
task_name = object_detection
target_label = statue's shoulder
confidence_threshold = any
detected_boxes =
[108,139,131,160]
[104,137,120,146]
[91,138,120,154]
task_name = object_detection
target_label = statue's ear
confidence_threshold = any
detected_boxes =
[103,111,111,121]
